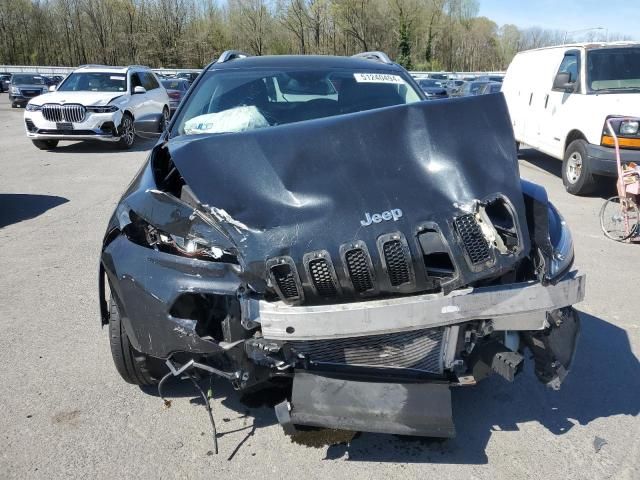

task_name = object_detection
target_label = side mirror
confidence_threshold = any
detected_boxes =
[133,86,147,94]
[553,72,574,92]
[134,113,165,138]
[48,85,56,92]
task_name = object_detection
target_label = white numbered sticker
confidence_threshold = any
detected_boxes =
[354,73,404,84]
[110,76,125,81]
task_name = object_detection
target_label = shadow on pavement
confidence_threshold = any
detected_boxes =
[518,148,617,199]
[519,147,563,177]
[0,193,69,228]
[142,311,638,463]
[48,136,157,154]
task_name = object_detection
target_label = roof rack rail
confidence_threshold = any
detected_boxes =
[128,65,150,69]
[77,64,113,69]
[351,51,393,64]
[216,50,252,63]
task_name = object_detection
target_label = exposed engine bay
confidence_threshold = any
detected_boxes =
[99,94,584,444]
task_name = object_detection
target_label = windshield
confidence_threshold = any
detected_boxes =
[466,82,487,94]
[419,79,443,88]
[587,47,640,92]
[172,68,422,137]
[162,79,187,90]
[11,74,45,85]
[57,72,127,92]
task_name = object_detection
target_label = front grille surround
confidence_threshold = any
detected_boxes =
[454,214,494,267]
[42,103,86,123]
[290,327,445,374]
[376,232,415,290]
[339,241,377,296]
[267,256,304,304]
[303,250,341,298]
[20,89,43,98]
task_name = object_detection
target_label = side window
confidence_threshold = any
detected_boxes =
[130,73,142,92]
[556,53,579,85]
[143,72,159,90]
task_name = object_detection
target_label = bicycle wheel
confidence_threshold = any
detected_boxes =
[600,196,640,241]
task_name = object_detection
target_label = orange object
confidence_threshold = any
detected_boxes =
[601,135,640,148]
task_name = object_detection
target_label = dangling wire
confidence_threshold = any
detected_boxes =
[187,373,219,454]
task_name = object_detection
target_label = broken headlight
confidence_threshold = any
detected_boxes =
[548,203,574,278]
[145,225,232,261]
[122,210,237,263]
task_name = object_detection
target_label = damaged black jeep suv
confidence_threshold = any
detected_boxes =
[99,51,585,438]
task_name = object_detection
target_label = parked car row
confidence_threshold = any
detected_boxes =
[156,70,200,85]
[415,77,502,99]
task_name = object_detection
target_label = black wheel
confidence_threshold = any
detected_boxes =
[562,139,596,195]
[117,113,136,149]
[599,196,640,241]
[31,139,58,150]
[108,296,165,385]
[11,102,17,108]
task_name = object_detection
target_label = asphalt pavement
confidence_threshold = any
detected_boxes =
[0,99,638,479]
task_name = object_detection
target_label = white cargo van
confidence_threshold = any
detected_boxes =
[502,42,640,195]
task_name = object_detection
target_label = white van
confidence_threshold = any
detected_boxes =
[502,42,640,195]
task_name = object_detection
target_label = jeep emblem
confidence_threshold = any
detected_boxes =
[360,209,403,226]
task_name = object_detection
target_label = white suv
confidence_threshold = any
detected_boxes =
[24,65,170,150]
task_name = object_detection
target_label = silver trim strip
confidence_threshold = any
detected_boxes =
[26,133,119,142]
[255,272,586,341]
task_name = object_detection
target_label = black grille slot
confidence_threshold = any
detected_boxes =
[308,258,337,297]
[417,227,455,281]
[454,214,491,264]
[345,248,374,293]
[25,119,36,132]
[20,89,42,98]
[383,240,410,286]
[270,264,300,299]
[291,328,444,374]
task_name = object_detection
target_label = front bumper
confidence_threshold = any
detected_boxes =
[586,143,640,176]
[24,109,124,142]
[101,235,243,358]
[102,231,585,358]
[253,272,586,341]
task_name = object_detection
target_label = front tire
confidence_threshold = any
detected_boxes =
[32,139,58,150]
[108,296,164,386]
[562,139,596,195]
[116,113,136,150]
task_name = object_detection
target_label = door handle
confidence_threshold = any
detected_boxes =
[544,94,549,109]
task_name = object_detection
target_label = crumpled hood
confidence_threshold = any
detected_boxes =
[168,94,529,292]
[30,91,125,106]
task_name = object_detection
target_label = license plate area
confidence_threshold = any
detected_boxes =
[56,122,73,131]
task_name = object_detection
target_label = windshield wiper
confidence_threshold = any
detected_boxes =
[593,86,640,94]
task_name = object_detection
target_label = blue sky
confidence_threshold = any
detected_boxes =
[478,0,639,40]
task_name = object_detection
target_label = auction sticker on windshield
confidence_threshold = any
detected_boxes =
[354,73,405,84]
